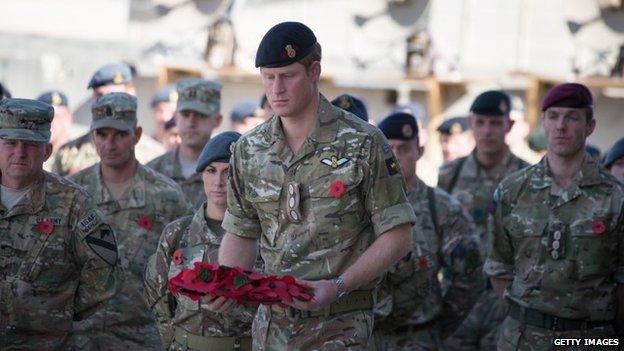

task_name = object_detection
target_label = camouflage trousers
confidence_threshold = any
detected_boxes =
[251,304,375,351]
[373,323,443,351]
[69,322,164,350]
[443,289,506,351]
[497,315,618,351]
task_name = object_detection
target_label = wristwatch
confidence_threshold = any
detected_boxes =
[332,276,348,303]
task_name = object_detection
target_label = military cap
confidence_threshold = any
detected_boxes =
[87,63,132,89]
[231,100,260,122]
[603,137,624,169]
[0,98,53,142]
[541,83,593,111]
[377,112,419,141]
[331,94,369,122]
[37,90,69,107]
[470,90,511,116]
[176,78,222,116]
[150,85,178,108]
[90,92,137,132]
[437,116,469,135]
[255,22,318,68]
[196,131,241,172]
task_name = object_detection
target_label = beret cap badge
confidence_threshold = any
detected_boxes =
[450,122,462,135]
[402,124,413,138]
[113,71,123,85]
[339,97,351,109]
[285,44,296,59]
[51,92,62,106]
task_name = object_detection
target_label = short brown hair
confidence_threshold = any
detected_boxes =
[298,43,322,69]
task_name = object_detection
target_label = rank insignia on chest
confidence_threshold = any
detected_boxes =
[321,155,349,168]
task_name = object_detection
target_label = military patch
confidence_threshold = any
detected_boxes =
[382,143,392,154]
[320,155,349,168]
[77,209,102,235]
[385,157,399,175]
[85,225,117,266]
[38,216,62,226]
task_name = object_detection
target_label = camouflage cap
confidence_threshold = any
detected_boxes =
[0,98,53,142]
[176,78,222,116]
[90,92,137,132]
[88,63,132,89]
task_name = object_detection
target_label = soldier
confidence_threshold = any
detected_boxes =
[230,100,266,134]
[374,112,483,350]
[604,137,624,183]
[36,91,87,171]
[486,83,624,349]
[439,90,529,350]
[150,85,178,143]
[69,93,191,350]
[331,94,369,122]
[51,63,165,176]
[145,131,261,350]
[147,79,223,208]
[210,21,416,349]
[437,116,473,163]
[0,98,119,350]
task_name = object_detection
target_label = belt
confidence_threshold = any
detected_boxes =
[271,290,373,319]
[173,327,252,351]
[392,319,438,334]
[508,301,613,332]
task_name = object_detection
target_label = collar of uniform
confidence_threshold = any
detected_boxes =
[464,147,516,178]
[96,161,146,209]
[530,154,603,190]
[189,203,222,246]
[0,173,46,218]
[407,177,427,198]
[169,147,185,180]
[265,94,339,145]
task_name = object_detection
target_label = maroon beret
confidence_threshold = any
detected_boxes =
[541,83,593,111]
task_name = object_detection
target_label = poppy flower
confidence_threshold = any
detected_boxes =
[172,249,183,265]
[592,218,606,235]
[329,180,345,199]
[36,219,54,235]
[418,257,429,269]
[137,215,153,231]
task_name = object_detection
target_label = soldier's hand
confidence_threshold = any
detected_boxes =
[285,279,337,311]
[200,294,236,313]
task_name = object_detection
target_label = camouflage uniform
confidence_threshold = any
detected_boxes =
[147,148,205,208]
[485,156,623,350]
[0,98,119,350]
[144,205,260,350]
[51,132,166,176]
[438,150,529,350]
[222,95,416,350]
[374,178,483,350]
[69,162,191,350]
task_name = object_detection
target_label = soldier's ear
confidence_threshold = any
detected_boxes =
[134,126,142,145]
[44,142,53,161]
[213,113,223,128]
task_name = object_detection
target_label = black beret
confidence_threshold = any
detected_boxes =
[196,131,241,173]
[377,112,419,140]
[437,116,469,135]
[255,22,317,68]
[603,137,624,169]
[541,83,593,111]
[37,90,69,107]
[88,63,132,89]
[470,90,511,116]
[231,100,260,122]
[331,94,368,122]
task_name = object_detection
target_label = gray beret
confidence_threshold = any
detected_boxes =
[195,131,241,173]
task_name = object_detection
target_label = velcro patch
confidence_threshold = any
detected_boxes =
[84,225,118,266]
[385,157,399,176]
[77,210,102,235]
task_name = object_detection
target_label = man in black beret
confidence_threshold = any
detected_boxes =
[440,90,529,350]
[374,112,482,350]
[437,116,474,162]
[210,21,416,350]
[486,82,624,348]
[604,137,624,183]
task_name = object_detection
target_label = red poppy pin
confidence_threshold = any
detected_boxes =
[36,219,54,235]
[592,218,606,235]
[329,180,345,199]
[137,214,153,231]
[172,249,183,265]
[417,256,429,269]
